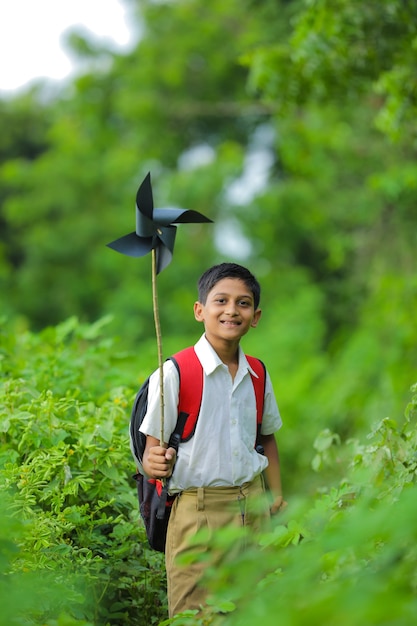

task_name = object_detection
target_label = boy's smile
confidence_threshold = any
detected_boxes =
[194,278,261,348]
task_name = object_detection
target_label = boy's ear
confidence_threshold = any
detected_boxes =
[251,308,262,328]
[194,301,204,322]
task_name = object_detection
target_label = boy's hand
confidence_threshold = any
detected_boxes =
[270,495,287,516]
[147,445,177,478]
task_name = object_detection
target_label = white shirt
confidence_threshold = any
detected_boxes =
[139,334,282,492]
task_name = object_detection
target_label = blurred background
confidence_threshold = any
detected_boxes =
[1,0,416,493]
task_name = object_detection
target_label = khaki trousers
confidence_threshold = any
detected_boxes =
[165,475,269,617]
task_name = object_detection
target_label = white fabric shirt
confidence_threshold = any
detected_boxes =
[139,334,282,492]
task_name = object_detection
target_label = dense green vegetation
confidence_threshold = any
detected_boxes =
[0,318,168,625]
[1,0,416,623]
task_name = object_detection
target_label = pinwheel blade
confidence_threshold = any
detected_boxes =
[155,244,173,274]
[106,232,153,258]
[154,225,176,274]
[152,207,212,227]
[136,172,154,221]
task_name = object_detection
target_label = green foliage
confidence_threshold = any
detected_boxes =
[0,499,93,626]
[0,317,167,625]
[246,0,417,139]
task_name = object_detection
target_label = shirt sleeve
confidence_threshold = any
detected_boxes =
[260,370,282,435]
[139,360,180,444]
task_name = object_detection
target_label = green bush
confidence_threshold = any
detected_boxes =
[0,316,168,625]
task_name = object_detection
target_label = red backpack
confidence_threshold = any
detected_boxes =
[130,346,266,552]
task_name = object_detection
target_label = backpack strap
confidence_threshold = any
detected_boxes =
[246,355,266,426]
[168,347,203,442]
[130,375,151,467]
[246,355,266,451]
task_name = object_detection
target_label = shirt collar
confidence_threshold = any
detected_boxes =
[194,334,258,378]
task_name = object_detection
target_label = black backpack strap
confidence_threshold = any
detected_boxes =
[130,376,151,467]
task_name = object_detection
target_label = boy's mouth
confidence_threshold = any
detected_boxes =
[220,320,241,326]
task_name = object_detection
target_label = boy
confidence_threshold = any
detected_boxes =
[140,262,284,616]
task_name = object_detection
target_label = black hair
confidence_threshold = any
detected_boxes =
[197,263,261,309]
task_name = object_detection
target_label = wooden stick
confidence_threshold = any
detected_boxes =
[152,247,165,447]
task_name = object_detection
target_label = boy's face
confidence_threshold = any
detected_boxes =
[194,277,261,344]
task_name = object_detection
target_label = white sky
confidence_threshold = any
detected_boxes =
[0,0,135,93]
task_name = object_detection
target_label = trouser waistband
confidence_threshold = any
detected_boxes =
[179,474,263,511]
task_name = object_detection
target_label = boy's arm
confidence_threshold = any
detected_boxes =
[259,433,286,514]
[142,435,177,479]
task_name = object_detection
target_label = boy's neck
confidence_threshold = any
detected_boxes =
[205,335,240,377]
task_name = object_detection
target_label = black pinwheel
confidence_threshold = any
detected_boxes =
[107,172,212,273]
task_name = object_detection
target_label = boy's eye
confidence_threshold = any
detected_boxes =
[212,297,252,307]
